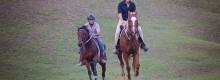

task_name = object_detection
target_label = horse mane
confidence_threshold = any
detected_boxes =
[78,25,89,33]
[128,11,137,17]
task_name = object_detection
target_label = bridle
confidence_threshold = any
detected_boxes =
[78,29,92,47]
[125,15,139,40]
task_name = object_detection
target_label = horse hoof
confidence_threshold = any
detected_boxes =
[122,76,125,80]
[94,76,98,80]
[135,76,139,80]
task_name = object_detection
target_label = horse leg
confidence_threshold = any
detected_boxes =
[132,56,136,73]
[91,61,98,80]
[90,63,95,75]
[123,54,131,80]
[100,63,106,80]
[85,61,92,80]
[101,53,106,80]
[134,53,140,80]
[117,53,125,80]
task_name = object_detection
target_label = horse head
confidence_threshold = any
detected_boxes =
[127,12,138,35]
[77,25,90,47]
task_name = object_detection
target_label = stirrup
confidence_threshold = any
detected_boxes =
[113,43,120,54]
[113,48,119,54]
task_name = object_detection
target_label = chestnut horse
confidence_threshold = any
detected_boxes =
[77,25,106,80]
[117,12,140,80]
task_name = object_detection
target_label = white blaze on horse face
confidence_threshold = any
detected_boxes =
[131,17,137,32]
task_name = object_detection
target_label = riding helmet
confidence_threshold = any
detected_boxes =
[87,14,95,21]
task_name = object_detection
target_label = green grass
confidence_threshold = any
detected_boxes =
[1,0,220,80]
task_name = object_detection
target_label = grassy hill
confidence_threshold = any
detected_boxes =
[1,0,220,80]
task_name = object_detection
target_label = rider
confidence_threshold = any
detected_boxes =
[77,14,106,66]
[113,0,148,54]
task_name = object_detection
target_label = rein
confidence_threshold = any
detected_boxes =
[123,28,137,40]
[83,35,92,46]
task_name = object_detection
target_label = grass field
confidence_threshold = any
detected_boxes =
[1,0,220,80]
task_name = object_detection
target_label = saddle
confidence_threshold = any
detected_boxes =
[92,38,106,62]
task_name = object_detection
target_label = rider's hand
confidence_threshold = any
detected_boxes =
[91,33,96,37]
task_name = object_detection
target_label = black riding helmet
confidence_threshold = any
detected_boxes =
[87,14,95,21]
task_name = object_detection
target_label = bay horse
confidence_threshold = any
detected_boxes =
[117,12,140,80]
[77,25,106,80]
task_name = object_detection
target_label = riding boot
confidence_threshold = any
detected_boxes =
[138,36,148,52]
[77,61,83,66]
[77,47,83,66]
[113,25,123,54]
[101,52,106,63]
[113,39,120,54]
